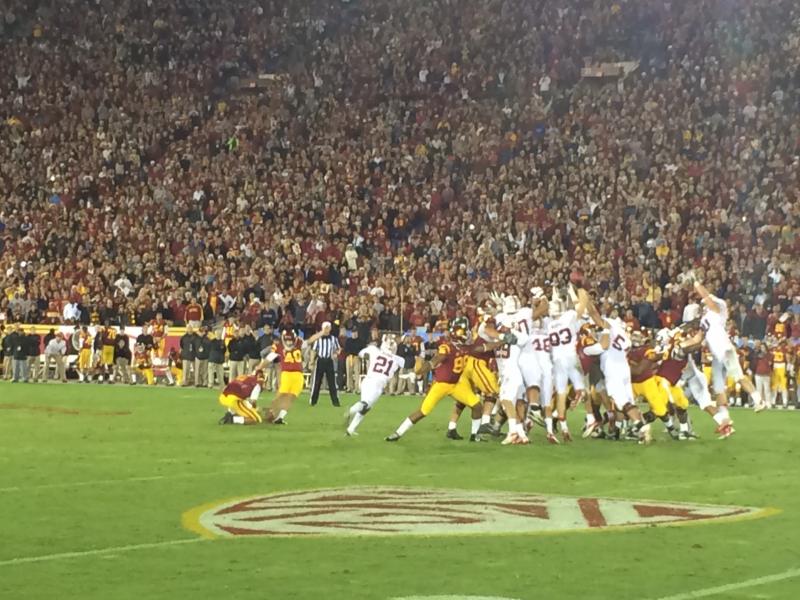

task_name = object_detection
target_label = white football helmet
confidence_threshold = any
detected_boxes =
[380,335,397,355]
[549,300,564,319]
[502,294,521,314]
[683,302,700,322]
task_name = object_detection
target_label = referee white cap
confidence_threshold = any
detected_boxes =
[322,321,332,330]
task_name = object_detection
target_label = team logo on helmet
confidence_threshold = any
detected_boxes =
[281,327,297,348]
[450,317,470,343]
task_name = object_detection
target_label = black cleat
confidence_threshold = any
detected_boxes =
[385,433,401,442]
[272,417,286,425]
[469,434,487,442]
[446,429,464,440]
[477,423,494,435]
[218,412,234,425]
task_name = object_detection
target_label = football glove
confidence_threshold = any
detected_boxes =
[502,332,518,346]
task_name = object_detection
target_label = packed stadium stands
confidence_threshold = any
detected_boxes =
[1,0,799,350]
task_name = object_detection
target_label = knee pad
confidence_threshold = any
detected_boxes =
[358,402,371,415]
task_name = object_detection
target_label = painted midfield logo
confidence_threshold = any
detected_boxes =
[183,487,769,538]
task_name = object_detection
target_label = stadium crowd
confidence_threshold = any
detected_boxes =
[1,0,799,349]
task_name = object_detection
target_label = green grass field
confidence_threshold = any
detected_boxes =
[1,382,798,600]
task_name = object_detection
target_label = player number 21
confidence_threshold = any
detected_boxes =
[373,356,393,375]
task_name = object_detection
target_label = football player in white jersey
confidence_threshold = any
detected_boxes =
[486,294,535,445]
[548,285,589,442]
[526,287,559,443]
[681,278,763,413]
[585,302,652,444]
[344,337,405,436]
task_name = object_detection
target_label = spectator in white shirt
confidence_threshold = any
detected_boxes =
[62,301,81,323]
[41,333,68,382]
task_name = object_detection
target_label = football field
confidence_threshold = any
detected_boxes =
[1,383,798,600]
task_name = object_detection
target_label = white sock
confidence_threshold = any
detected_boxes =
[471,419,480,435]
[750,390,762,406]
[665,417,674,429]
[348,412,364,433]
[559,419,569,432]
[448,421,458,431]
[680,422,689,432]
[481,414,490,424]
[276,409,287,420]
[508,418,518,435]
[232,415,245,425]
[586,413,596,425]
[713,411,727,426]
[349,403,359,415]
[396,418,414,437]
[545,417,554,435]
[516,422,527,436]
[718,406,730,421]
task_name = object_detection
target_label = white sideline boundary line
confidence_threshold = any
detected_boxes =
[0,538,206,567]
[0,463,302,493]
[651,567,800,600]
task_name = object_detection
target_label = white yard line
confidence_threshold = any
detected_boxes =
[651,567,800,600]
[0,538,206,567]
[0,460,308,493]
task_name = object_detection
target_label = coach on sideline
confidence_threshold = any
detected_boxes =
[309,321,341,407]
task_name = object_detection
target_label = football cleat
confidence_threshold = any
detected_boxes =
[546,433,560,445]
[514,432,531,445]
[638,423,653,445]
[501,433,519,446]
[753,402,766,413]
[477,423,495,435]
[218,412,234,425]
[717,423,734,439]
[677,431,696,441]
[385,433,401,442]
[469,434,487,442]
[666,428,680,440]
[527,409,545,428]
[272,417,286,425]
[345,430,358,437]
[446,429,464,441]
[561,430,573,443]
[582,420,601,439]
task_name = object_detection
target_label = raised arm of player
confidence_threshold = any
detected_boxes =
[693,281,721,314]
[532,297,549,319]
[587,300,609,330]
[575,288,589,319]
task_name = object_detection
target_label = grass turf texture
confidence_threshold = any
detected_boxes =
[0,382,798,600]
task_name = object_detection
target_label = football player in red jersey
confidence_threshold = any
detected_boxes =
[386,318,500,442]
[446,310,501,440]
[218,370,266,425]
[260,326,327,424]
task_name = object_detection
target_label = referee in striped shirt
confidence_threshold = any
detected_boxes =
[309,321,341,407]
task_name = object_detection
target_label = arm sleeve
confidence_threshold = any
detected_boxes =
[391,355,405,375]
[249,384,261,401]
[513,330,530,347]
[265,352,279,362]
[583,342,604,356]
[358,347,370,359]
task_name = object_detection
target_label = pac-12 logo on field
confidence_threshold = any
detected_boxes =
[182,487,774,538]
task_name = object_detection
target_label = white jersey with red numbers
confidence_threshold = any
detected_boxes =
[699,296,734,360]
[494,311,531,402]
[599,317,634,409]
[526,317,554,405]
[358,346,405,408]
[548,309,585,393]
